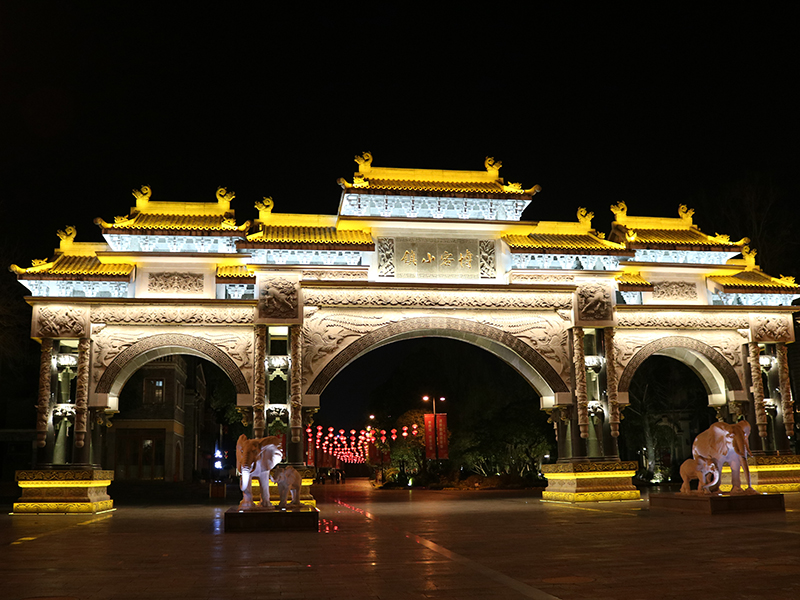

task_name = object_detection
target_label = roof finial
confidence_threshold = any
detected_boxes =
[256,197,274,218]
[678,204,695,224]
[485,157,502,177]
[57,226,77,252]
[132,185,151,209]
[610,201,628,222]
[216,187,235,210]
[355,152,373,173]
[577,207,594,228]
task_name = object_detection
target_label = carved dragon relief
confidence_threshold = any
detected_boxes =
[613,330,747,374]
[91,326,256,388]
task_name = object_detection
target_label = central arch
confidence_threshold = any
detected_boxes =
[95,333,250,401]
[306,316,569,406]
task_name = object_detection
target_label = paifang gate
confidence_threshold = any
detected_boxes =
[10,153,800,510]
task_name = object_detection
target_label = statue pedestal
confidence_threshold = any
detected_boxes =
[719,455,800,494]
[13,468,114,514]
[224,505,319,532]
[541,461,640,502]
[649,492,785,514]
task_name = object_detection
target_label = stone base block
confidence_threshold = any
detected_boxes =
[649,492,785,514]
[542,460,640,502]
[14,468,115,515]
[719,455,800,494]
[224,505,319,532]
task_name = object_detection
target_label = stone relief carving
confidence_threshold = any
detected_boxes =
[510,273,575,283]
[750,314,793,343]
[258,276,299,320]
[479,240,496,278]
[614,333,660,372]
[703,330,748,369]
[148,272,204,294]
[91,328,141,384]
[652,281,697,300]
[303,288,572,310]
[91,305,253,325]
[35,306,88,338]
[302,308,397,382]
[204,333,255,387]
[617,312,749,329]
[478,313,571,385]
[377,237,395,277]
[575,284,614,323]
[302,270,368,281]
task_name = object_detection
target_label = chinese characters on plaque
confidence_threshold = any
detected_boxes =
[392,238,484,279]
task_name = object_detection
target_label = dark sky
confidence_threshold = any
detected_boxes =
[3,4,799,263]
[2,5,799,429]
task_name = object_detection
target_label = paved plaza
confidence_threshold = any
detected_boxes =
[2,480,800,600]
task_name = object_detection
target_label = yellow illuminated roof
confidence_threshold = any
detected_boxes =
[94,186,250,234]
[242,226,374,250]
[709,270,799,293]
[503,233,631,255]
[608,202,746,249]
[338,153,540,197]
[10,255,134,280]
[616,271,653,291]
[216,265,256,282]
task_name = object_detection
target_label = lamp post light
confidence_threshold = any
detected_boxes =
[422,395,446,463]
[422,395,445,415]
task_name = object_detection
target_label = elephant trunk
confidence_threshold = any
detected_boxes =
[704,465,720,491]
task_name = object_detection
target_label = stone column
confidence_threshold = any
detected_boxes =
[36,339,53,449]
[253,325,267,438]
[288,324,304,464]
[573,327,589,439]
[748,342,768,439]
[73,338,91,463]
[604,328,621,439]
[777,342,795,439]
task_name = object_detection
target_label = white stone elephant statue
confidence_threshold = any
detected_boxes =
[691,420,754,495]
[235,434,283,510]
[270,465,304,509]
[679,457,719,493]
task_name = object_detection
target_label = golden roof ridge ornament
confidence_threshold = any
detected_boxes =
[485,157,502,178]
[132,185,151,209]
[777,274,797,285]
[742,245,758,270]
[678,204,695,225]
[576,207,594,229]
[355,152,373,173]
[610,201,628,223]
[625,229,638,243]
[57,226,77,252]
[216,187,235,211]
[256,197,274,222]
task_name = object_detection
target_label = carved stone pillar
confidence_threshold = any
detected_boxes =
[36,339,53,448]
[289,324,303,463]
[777,343,795,439]
[253,325,267,438]
[74,338,90,449]
[573,327,589,439]
[749,342,768,439]
[604,328,620,438]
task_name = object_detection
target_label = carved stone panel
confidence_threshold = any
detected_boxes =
[148,272,204,294]
[91,305,253,325]
[479,240,496,279]
[574,284,616,327]
[652,281,698,300]
[256,273,301,324]
[377,238,395,277]
[750,313,794,343]
[32,305,89,339]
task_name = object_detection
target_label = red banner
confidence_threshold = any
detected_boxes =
[436,414,449,459]
[424,413,436,460]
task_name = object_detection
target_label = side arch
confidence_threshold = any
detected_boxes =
[618,336,743,404]
[95,333,250,398]
[306,316,569,403]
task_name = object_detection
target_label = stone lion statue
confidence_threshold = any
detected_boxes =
[270,465,304,509]
[235,434,283,510]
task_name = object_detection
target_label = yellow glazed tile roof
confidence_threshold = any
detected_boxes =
[616,271,653,290]
[360,179,520,194]
[12,255,134,280]
[709,271,799,293]
[626,228,743,247]
[216,265,255,279]
[244,226,374,249]
[503,233,631,255]
[95,213,249,233]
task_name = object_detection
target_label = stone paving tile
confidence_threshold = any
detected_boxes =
[3,482,800,600]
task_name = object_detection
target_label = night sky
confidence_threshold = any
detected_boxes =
[2,5,799,428]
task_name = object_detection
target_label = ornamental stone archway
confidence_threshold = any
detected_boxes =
[95,332,251,404]
[305,315,569,405]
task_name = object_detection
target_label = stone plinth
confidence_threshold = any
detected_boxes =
[719,455,800,493]
[224,505,319,532]
[542,461,640,502]
[649,492,785,514]
[14,468,114,514]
